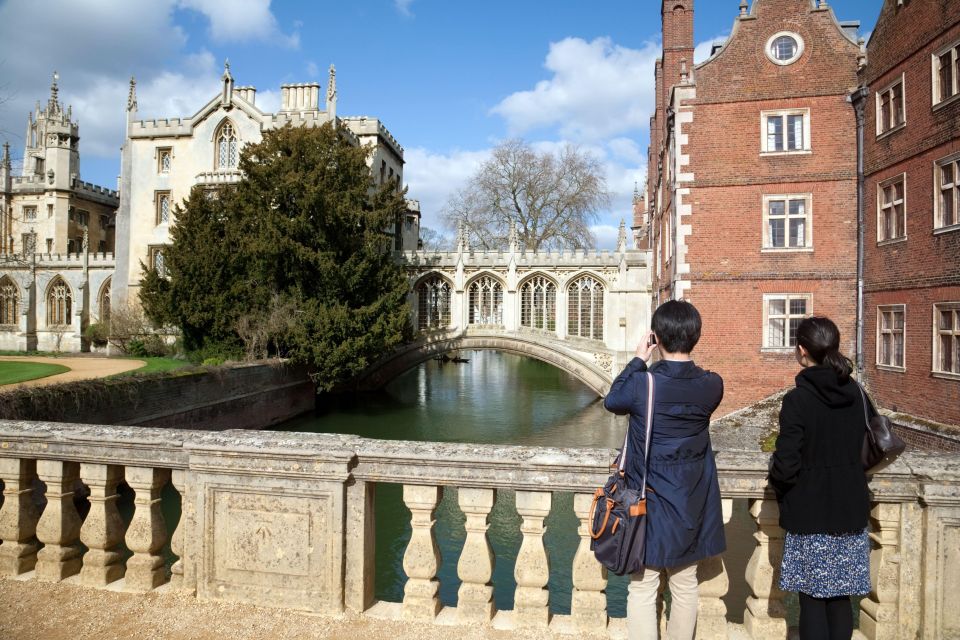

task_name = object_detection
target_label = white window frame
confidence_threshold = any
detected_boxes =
[765,31,805,66]
[933,302,960,379]
[760,109,811,155]
[932,39,960,109]
[877,173,907,244]
[935,153,960,234]
[762,293,812,350]
[877,305,906,371]
[875,73,906,138]
[761,194,813,252]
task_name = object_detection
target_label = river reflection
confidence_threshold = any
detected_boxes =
[274,350,632,616]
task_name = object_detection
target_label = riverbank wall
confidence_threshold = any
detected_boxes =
[0,361,315,430]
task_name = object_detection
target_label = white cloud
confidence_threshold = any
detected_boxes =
[694,34,729,64]
[177,0,299,47]
[306,61,320,78]
[403,146,490,231]
[395,0,414,17]
[590,224,621,250]
[491,37,660,143]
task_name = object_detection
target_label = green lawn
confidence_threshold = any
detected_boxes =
[113,357,194,377]
[0,361,70,385]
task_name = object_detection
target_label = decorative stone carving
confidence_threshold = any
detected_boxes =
[743,498,787,639]
[169,468,195,592]
[0,458,41,576]
[859,502,901,639]
[79,463,125,587]
[124,466,171,591]
[571,492,607,631]
[594,353,613,375]
[35,459,83,582]
[514,490,551,628]
[697,497,733,639]
[457,487,496,623]
[402,484,442,621]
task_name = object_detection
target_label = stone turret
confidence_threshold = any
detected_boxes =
[22,71,79,191]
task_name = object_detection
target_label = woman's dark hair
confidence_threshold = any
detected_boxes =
[651,300,702,354]
[795,316,853,383]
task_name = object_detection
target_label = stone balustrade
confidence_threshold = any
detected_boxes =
[0,421,957,638]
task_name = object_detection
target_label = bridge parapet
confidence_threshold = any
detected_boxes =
[0,420,955,637]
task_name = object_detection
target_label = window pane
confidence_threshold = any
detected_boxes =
[769,219,785,247]
[895,203,905,237]
[881,333,891,365]
[788,318,802,346]
[942,188,955,227]
[773,36,798,61]
[892,83,904,125]
[789,299,807,315]
[893,310,904,330]
[788,199,805,216]
[941,53,955,100]
[941,310,953,331]
[894,333,904,367]
[769,317,785,346]
[769,299,786,316]
[787,115,803,150]
[768,200,785,216]
[881,310,891,331]
[880,93,891,131]
[789,218,805,247]
[944,163,955,186]
[894,180,904,201]
[942,335,954,372]
[767,116,783,151]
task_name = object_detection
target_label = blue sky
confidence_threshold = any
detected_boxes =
[0,0,881,247]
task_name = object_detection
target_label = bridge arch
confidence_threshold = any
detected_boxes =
[354,331,612,397]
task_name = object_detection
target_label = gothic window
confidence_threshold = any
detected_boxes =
[99,278,111,324]
[417,275,451,331]
[567,275,604,341]
[47,277,72,326]
[216,121,238,170]
[520,275,556,332]
[149,246,168,277]
[158,148,172,174]
[156,191,171,225]
[468,275,503,325]
[0,277,19,326]
[23,206,36,221]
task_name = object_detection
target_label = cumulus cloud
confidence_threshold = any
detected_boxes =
[403,146,491,230]
[177,0,299,47]
[693,34,729,64]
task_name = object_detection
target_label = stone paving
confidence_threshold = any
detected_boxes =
[0,355,145,387]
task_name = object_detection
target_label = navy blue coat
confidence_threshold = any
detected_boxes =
[603,357,726,568]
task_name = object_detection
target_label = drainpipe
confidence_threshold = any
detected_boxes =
[850,86,869,377]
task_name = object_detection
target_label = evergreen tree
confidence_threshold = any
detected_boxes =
[140,123,413,389]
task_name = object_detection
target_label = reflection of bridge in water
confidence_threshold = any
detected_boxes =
[358,231,654,396]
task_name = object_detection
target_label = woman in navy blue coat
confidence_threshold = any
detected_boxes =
[604,300,725,640]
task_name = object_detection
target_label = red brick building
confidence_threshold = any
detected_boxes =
[647,0,862,415]
[857,0,960,427]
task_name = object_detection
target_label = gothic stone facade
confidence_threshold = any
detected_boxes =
[858,0,960,426]
[647,0,862,415]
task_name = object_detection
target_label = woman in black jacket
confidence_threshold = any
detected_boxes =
[769,316,871,640]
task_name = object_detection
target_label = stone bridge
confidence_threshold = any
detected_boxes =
[357,234,653,396]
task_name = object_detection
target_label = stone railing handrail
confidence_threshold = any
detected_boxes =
[0,420,957,638]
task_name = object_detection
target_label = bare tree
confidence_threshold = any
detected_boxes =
[107,302,151,354]
[442,139,610,251]
[418,226,452,252]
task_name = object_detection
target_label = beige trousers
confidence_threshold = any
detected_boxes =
[626,563,699,640]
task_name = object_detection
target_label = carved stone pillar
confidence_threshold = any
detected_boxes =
[859,502,901,640]
[168,468,195,592]
[0,458,41,575]
[35,460,83,582]
[697,497,732,639]
[514,490,551,629]
[457,487,495,623]
[79,463,125,586]
[743,498,787,639]
[124,466,170,591]
[401,484,442,621]
[571,492,607,631]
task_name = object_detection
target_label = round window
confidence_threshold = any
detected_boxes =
[765,32,805,65]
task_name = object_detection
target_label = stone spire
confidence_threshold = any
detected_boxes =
[2,142,10,170]
[617,219,627,253]
[457,220,470,253]
[508,218,518,253]
[221,59,234,107]
[127,76,138,112]
[326,64,337,119]
[47,71,61,115]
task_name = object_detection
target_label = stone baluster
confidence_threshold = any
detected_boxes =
[35,460,83,582]
[571,492,607,631]
[514,490,551,628]
[457,487,496,623]
[401,484,442,621]
[0,458,41,575]
[859,502,901,639]
[743,498,787,639]
[124,466,171,591]
[697,497,733,639]
[79,463,125,586]
[168,468,194,592]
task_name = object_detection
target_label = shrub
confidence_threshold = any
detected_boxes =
[84,323,110,348]
[127,334,168,358]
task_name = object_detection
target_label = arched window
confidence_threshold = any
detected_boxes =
[98,278,111,324]
[417,275,451,331]
[468,276,503,325]
[520,275,556,331]
[216,121,238,170]
[47,277,72,326]
[568,275,604,340]
[0,277,19,325]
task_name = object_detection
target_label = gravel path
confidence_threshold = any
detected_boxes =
[0,355,145,387]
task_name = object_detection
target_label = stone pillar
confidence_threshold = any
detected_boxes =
[79,463,125,586]
[514,490,551,628]
[124,466,170,591]
[859,502,901,640]
[457,487,495,623]
[743,498,787,639]
[35,460,83,582]
[0,458,41,575]
[697,497,733,639]
[401,484,442,621]
[345,479,376,612]
[571,492,607,631]
[168,468,195,593]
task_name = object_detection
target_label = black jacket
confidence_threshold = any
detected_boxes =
[768,366,870,534]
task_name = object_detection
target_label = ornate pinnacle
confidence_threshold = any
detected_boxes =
[739,0,748,17]
[508,218,518,252]
[223,59,231,78]
[327,64,337,102]
[48,70,61,114]
[1,142,10,170]
[618,219,628,252]
[457,220,469,253]
[127,76,138,111]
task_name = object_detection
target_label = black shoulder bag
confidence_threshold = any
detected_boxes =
[857,382,906,474]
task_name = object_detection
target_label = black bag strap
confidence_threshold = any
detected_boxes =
[855,381,878,426]
[616,372,656,498]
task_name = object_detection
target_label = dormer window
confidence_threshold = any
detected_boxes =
[216,121,238,170]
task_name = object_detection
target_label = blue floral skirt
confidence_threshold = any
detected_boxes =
[778,530,871,598]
